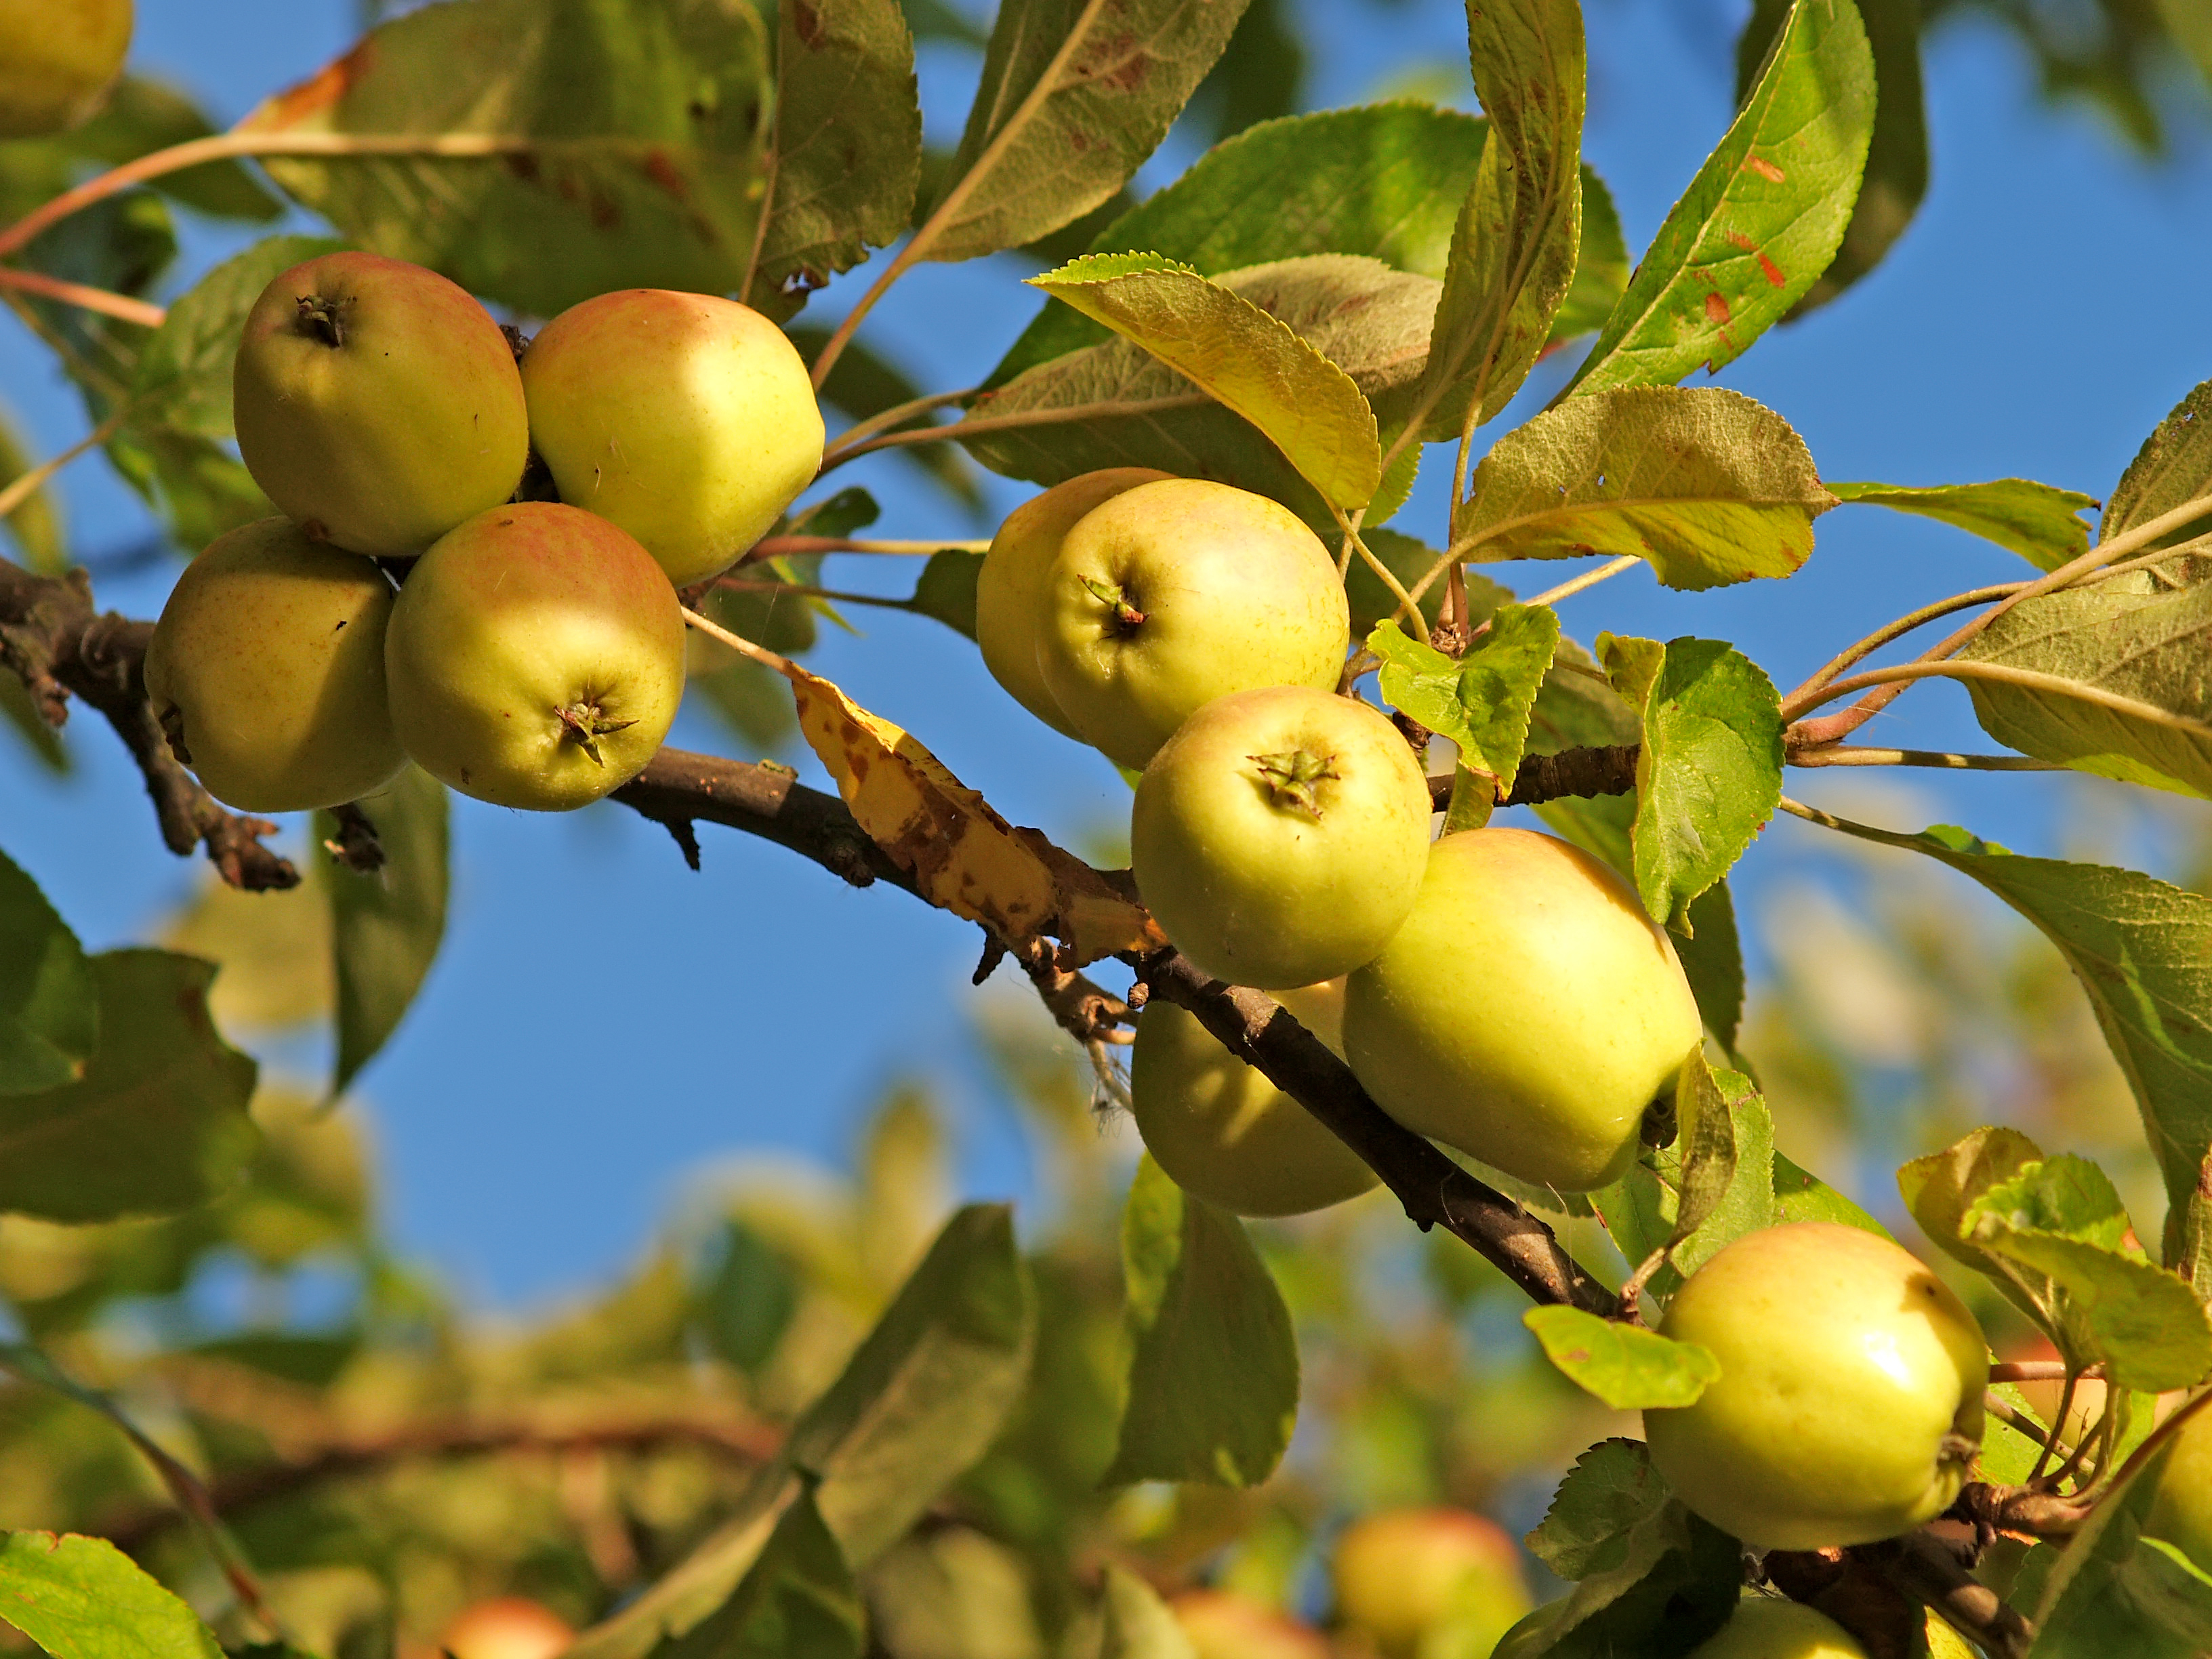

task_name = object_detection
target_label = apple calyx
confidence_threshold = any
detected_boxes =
[1640,1090,1679,1149]
[293,294,348,350]
[1248,748,1340,818]
[555,701,638,766]
[1078,574,1147,632]
[156,701,192,766]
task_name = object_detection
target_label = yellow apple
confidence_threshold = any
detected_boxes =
[977,468,1172,738]
[383,502,684,811]
[1645,1223,1989,1551]
[436,1597,574,1659]
[143,517,405,812]
[1170,1590,1330,1659]
[520,289,825,586]
[0,0,131,138]
[233,252,529,558]
[1341,828,1702,1192]
[1686,1599,1867,1658]
[1036,478,1350,771]
[1130,980,1378,1217]
[1332,1505,1533,1659]
[2142,1400,2212,1575]
[1132,685,1432,989]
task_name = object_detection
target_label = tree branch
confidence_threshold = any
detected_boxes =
[0,556,297,890]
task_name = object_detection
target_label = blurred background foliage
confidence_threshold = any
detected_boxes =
[0,773,2197,1655]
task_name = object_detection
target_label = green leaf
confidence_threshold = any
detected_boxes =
[1028,253,1382,510]
[909,549,981,638]
[1963,1156,2212,1392]
[960,255,1435,530]
[2179,1155,2212,1305]
[1734,0,1924,314]
[1343,529,1498,637]
[1415,0,1584,435]
[1551,167,1629,344]
[1455,386,1836,592]
[697,1220,798,1373]
[927,0,1251,262]
[1954,574,2212,800]
[1826,478,2098,573]
[0,1531,224,1659]
[1664,1051,1744,1258]
[1522,1440,1740,1653]
[1816,817,2212,1237]
[1568,0,1875,396]
[1598,635,1782,932]
[1898,1124,2053,1327]
[0,402,66,573]
[2104,375,2212,555]
[2024,1438,2212,1658]
[1099,1565,1199,1659]
[1370,604,1559,798]
[0,676,66,773]
[746,0,921,310]
[0,950,258,1222]
[64,77,285,223]
[568,1204,1034,1659]
[867,1529,1043,1659]
[129,234,345,439]
[1673,881,1744,1057]
[1104,1155,1298,1488]
[0,846,97,1096]
[318,767,449,1099]
[989,102,1490,384]
[104,426,272,553]
[648,1483,863,1659]
[1523,1307,1719,1410]
[1591,1066,1774,1303]
[242,0,777,321]
[1772,1151,1888,1235]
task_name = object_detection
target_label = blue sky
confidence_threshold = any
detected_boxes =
[3,0,2209,1307]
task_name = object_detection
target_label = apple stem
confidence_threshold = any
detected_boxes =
[1248,749,1338,818]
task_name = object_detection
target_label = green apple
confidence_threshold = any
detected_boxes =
[1132,685,1431,988]
[520,289,825,586]
[1170,1591,1330,1659]
[1645,1221,1988,1551]
[142,516,405,813]
[1687,1599,1868,1659]
[1037,478,1350,771]
[1341,828,1703,1192]
[383,502,684,811]
[436,1597,575,1659]
[1332,1506,1533,1659]
[2143,1401,2212,1574]
[1130,980,1378,1217]
[977,468,1172,737]
[233,252,529,558]
[0,0,130,137]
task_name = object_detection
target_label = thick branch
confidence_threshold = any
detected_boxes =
[0,557,297,889]
[1131,952,1616,1315]
[1427,743,1641,811]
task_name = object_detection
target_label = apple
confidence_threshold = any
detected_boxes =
[1132,685,1431,989]
[2142,1401,2212,1574]
[142,516,406,813]
[520,289,825,586]
[1331,1506,1533,1659]
[383,502,685,811]
[1036,478,1351,771]
[0,0,129,137]
[977,468,1172,738]
[1340,827,1703,1192]
[233,252,529,558]
[1130,980,1378,1217]
[1169,1590,1330,1659]
[1687,1598,1868,1659]
[1643,1222,1989,1551]
[435,1597,574,1659]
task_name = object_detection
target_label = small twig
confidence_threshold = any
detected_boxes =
[815,388,980,469]
[819,390,1213,470]
[1989,1360,2103,1385]
[0,266,165,327]
[1787,745,2056,771]
[1781,583,2026,714]
[742,533,991,564]
[1427,743,1640,811]
[0,409,127,524]
[1785,659,2212,749]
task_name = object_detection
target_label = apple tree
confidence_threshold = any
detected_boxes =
[3,0,2212,1656]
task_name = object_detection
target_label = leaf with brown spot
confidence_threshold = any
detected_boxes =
[781,662,1163,965]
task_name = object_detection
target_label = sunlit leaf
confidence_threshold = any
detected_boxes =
[0,1532,224,1659]
[1098,1563,1197,1659]
[319,766,449,1098]
[2104,374,2212,554]
[1827,477,2097,573]
[1569,0,1875,396]
[129,234,343,439]
[1456,386,1835,592]
[1523,1307,1719,1410]
[648,1482,862,1659]
[1673,881,1744,1057]
[1104,1156,1298,1488]
[1370,604,1559,805]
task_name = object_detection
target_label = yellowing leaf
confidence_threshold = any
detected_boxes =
[782,661,1163,966]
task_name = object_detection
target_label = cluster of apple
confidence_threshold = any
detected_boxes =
[145,251,824,815]
[976,467,1704,1218]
